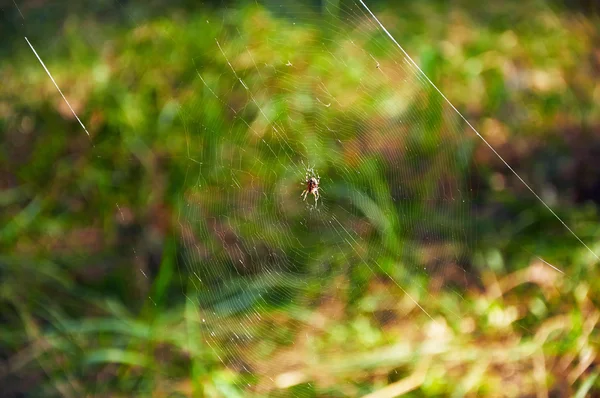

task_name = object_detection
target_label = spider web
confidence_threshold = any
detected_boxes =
[172,1,600,394]
[177,1,483,394]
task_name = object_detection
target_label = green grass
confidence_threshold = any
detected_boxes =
[2,0,600,396]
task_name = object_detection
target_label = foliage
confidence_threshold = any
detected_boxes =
[1,0,600,396]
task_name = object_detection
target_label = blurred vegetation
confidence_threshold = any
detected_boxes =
[2,0,600,397]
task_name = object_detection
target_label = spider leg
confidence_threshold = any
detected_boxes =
[301,190,307,200]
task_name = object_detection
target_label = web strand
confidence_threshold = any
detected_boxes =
[24,37,91,140]
[358,0,599,263]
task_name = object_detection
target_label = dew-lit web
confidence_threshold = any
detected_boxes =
[177,1,481,394]
[165,0,600,393]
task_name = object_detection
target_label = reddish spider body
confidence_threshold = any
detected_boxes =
[301,176,320,205]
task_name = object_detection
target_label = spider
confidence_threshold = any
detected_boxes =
[301,172,320,206]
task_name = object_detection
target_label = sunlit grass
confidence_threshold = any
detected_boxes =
[2,0,600,396]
